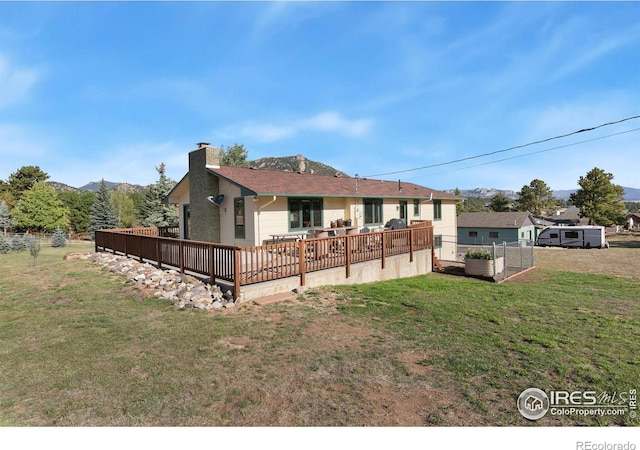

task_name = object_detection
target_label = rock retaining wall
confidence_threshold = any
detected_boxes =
[68,252,237,310]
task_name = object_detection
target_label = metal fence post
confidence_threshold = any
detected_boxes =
[492,242,496,277]
[503,241,507,281]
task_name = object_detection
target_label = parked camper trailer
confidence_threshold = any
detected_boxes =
[536,226,608,249]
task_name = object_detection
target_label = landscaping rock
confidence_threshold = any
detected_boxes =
[76,252,237,311]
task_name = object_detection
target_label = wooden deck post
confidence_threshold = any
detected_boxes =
[209,244,215,285]
[345,235,351,279]
[234,248,241,299]
[179,240,184,274]
[381,231,386,270]
[137,235,143,263]
[156,238,162,269]
[409,229,414,263]
[299,239,306,286]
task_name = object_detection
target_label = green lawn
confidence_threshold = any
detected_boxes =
[0,242,638,426]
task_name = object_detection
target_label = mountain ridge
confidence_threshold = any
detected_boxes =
[447,186,640,201]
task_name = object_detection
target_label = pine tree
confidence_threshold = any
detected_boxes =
[0,200,12,236]
[29,238,41,266]
[88,180,119,236]
[0,234,10,254]
[139,163,179,227]
[515,179,556,215]
[569,167,626,226]
[51,228,67,247]
[489,193,511,212]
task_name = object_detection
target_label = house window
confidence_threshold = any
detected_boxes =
[489,231,499,238]
[434,235,442,248]
[289,198,322,229]
[413,199,420,216]
[399,201,408,222]
[469,231,478,237]
[234,198,245,239]
[433,200,442,220]
[364,198,383,225]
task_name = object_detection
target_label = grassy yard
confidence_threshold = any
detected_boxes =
[0,236,638,426]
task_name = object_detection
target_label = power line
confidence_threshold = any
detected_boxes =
[363,115,640,178]
[423,127,640,177]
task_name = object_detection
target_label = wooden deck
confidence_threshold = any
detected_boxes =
[95,221,434,298]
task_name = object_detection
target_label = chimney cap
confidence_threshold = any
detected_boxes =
[196,142,210,148]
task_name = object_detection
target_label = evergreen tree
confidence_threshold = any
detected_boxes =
[88,180,119,236]
[11,182,68,232]
[29,238,41,266]
[51,228,67,247]
[0,234,10,254]
[459,196,490,214]
[0,200,12,236]
[454,188,464,216]
[488,193,511,212]
[569,167,626,226]
[7,166,50,201]
[59,191,95,234]
[515,179,556,215]
[220,143,250,167]
[139,164,179,227]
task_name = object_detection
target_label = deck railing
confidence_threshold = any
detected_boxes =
[95,221,433,297]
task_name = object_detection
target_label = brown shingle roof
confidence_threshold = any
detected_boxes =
[457,211,536,228]
[210,166,458,199]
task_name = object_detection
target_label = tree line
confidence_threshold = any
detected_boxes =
[455,167,629,227]
[0,164,178,237]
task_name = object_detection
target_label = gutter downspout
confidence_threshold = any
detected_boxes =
[257,196,277,244]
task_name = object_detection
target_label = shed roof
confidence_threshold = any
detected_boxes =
[457,211,537,229]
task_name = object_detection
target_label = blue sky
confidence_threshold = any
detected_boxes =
[1,1,639,192]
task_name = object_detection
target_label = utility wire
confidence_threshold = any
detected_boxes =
[363,115,640,178]
[421,127,640,177]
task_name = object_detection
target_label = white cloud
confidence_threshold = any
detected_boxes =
[0,54,41,109]
[222,111,374,143]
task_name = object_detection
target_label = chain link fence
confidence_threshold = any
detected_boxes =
[455,240,535,282]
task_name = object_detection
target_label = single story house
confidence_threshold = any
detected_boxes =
[165,143,460,260]
[627,213,640,229]
[457,211,538,245]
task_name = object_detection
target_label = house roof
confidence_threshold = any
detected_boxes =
[183,165,459,200]
[457,211,537,229]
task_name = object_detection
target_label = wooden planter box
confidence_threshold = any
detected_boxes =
[465,257,504,277]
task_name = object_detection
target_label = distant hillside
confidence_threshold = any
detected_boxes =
[250,154,348,177]
[47,181,79,193]
[445,188,518,200]
[78,181,147,194]
[447,186,640,201]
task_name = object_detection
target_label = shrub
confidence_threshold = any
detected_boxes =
[10,235,28,252]
[465,250,493,260]
[51,228,67,248]
[29,239,41,266]
[0,235,10,254]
